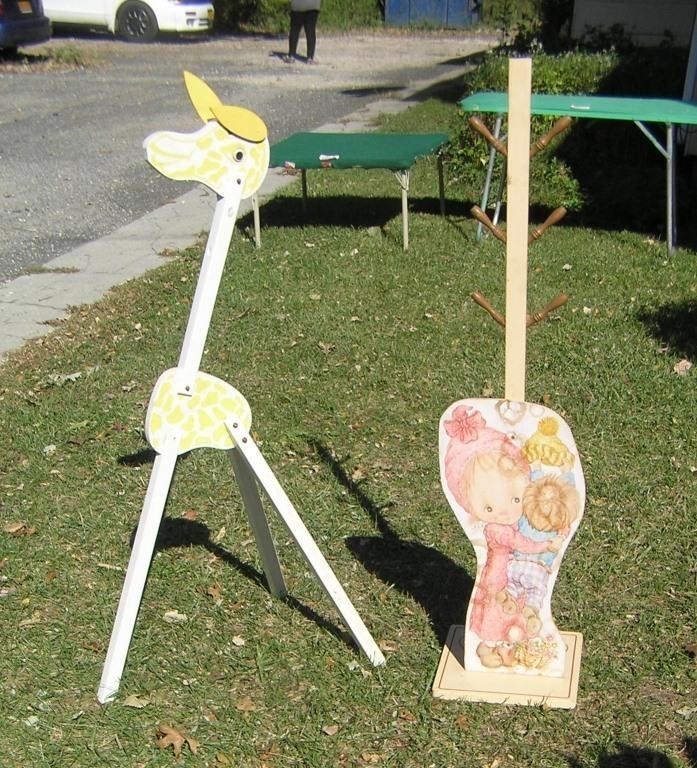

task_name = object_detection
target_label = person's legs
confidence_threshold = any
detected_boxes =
[304,10,319,61]
[288,10,304,58]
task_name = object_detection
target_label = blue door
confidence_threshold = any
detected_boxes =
[385,0,479,27]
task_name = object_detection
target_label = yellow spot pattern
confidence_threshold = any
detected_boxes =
[146,368,252,455]
[144,122,270,198]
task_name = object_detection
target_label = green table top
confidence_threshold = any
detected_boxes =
[269,132,449,171]
[459,92,697,124]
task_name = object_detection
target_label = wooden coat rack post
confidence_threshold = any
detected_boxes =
[434,59,584,708]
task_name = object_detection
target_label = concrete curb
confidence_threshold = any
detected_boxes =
[0,69,459,361]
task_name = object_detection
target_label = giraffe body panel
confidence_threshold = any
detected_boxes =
[145,368,252,455]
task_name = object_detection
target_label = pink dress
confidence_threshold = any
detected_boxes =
[470,522,550,642]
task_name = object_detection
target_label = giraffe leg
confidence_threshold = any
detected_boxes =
[228,447,287,597]
[225,420,386,667]
[97,448,178,703]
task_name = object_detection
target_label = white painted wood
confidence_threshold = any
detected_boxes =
[504,58,532,404]
[228,447,287,598]
[178,184,242,380]
[226,419,386,668]
[252,193,261,248]
[97,442,179,703]
[399,170,410,251]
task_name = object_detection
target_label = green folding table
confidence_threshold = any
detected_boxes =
[460,92,697,252]
[252,132,449,250]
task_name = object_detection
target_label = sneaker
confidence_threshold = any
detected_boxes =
[306,58,318,65]
[282,55,295,64]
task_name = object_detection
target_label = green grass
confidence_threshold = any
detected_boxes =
[1,95,696,768]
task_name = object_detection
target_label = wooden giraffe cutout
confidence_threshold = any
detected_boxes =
[97,72,384,705]
[433,59,584,708]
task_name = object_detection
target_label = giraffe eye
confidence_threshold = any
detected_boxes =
[234,150,244,162]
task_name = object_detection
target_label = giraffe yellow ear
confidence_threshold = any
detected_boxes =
[210,104,268,143]
[183,70,222,123]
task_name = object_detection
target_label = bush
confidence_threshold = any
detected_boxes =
[450,50,619,210]
[483,0,575,50]
[214,0,382,33]
[448,45,688,222]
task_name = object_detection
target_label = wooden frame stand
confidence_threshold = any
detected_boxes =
[435,59,583,709]
[433,626,582,709]
[97,74,385,704]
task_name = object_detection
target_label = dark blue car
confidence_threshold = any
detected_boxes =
[0,0,51,55]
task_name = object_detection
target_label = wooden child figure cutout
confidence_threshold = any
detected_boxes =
[439,400,584,678]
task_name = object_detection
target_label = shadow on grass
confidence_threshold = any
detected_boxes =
[120,496,355,650]
[568,740,696,768]
[635,300,697,361]
[309,440,473,647]
[118,447,157,467]
[685,738,697,767]
[249,194,472,243]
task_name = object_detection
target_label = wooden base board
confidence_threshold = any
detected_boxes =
[432,625,582,709]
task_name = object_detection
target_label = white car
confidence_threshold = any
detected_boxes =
[42,0,214,42]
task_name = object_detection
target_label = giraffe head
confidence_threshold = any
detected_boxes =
[143,71,270,199]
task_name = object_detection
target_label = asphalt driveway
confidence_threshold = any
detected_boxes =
[0,30,493,285]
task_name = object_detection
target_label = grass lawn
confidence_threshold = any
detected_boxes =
[1,93,696,767]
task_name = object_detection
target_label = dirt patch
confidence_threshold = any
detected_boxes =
[3,30,495,87]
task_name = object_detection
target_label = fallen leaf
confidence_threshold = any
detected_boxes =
[0,587,17,598]
[18,610,43,628]
[231,635,246,647]
[207,583,222,602]
[677,706,697,718]
[360,753,381,764]
[181,509,198,521]
[351,467,367,483]
[122,694,150,709]
[213,526,226,543]
[235,695,257,712]
[3,522,37,536]
[455,713,469,730]
[684,643,697,659]
[162,610,188,624]
[322,724,340,736]
[163,727,196,756]
[674,359,692,376]
[156,724,198,757]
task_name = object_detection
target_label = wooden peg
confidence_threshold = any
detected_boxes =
[471,291,506,327]
[471,290,568,328]
[470,205,506,243]
[527,293,568,327]
[528,206,567,244]
[468,116,508,157]
[530,116,572,157]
